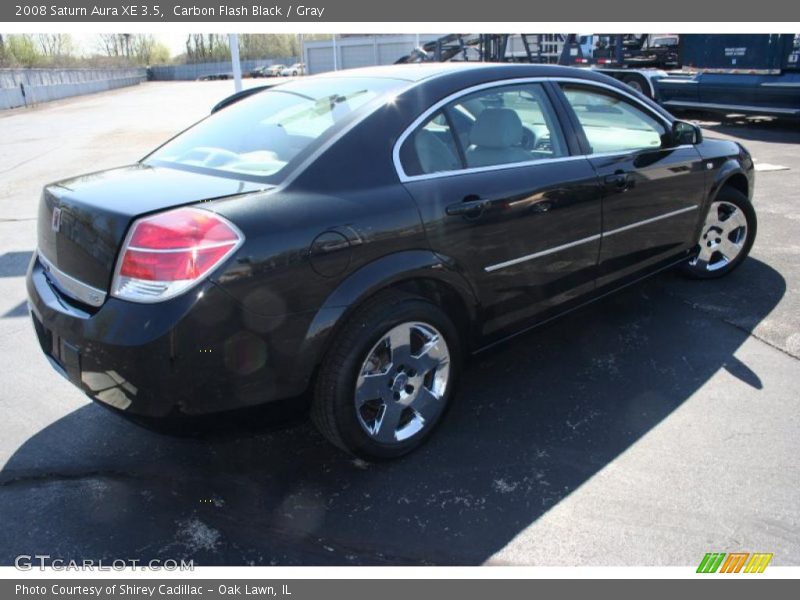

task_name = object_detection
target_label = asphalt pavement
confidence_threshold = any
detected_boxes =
[0,84,798,566]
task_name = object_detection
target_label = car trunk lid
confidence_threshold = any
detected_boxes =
[37,163,266,304]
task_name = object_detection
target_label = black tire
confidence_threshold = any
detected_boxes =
[311,291,462,459]
[679,186,757,279]
[622,74,651,98]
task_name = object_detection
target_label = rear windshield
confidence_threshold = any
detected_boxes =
[145,76,407,184]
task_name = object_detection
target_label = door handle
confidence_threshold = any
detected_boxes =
[445,195,490,217]
[604,172,633,191]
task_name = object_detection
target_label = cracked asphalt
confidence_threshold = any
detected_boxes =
[0,84,798,566]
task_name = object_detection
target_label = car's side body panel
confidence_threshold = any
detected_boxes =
[403,160,603,339]
[588,146,706,287]
[206,184,429,317]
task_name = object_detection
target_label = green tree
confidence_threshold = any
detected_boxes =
[147,42,171,65]
[97,33,133,59]
[238,34,305,60]
[5,34,44,67]
[93,34,172,66]
[130,34,171,65]
[184,34,230,63]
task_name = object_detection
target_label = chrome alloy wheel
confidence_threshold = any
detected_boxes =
[354,321,451,444]
[689,200,749,272]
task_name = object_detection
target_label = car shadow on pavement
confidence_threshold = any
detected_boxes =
[0,258,786,566]
[0,251,32,278]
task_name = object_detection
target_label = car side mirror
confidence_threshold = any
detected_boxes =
[671,120,702,146]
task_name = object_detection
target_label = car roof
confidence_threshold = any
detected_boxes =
[309,62,618,83]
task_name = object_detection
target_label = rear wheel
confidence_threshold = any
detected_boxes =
[622,74,650,98]
[679,186,756,279]
[312,292,461,459]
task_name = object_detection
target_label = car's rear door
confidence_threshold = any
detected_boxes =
[555,82,706,288]
[396,81,603,340]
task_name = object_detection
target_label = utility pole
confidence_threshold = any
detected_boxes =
[229,33,242,92]
[332,34,338,71]
[299,33,304,70]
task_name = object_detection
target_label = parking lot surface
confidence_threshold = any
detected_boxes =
[0,82,798,566]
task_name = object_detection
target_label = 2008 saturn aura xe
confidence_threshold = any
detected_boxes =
[27,64,757,458]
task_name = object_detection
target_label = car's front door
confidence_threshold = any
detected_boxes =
[556,83,707,288]
[396,81,603,339]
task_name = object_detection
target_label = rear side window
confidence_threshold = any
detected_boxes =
[403,111,463,176]
[560,85,667,154]
[400,82,567,177]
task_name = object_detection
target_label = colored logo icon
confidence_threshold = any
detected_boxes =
[697,552,773,573]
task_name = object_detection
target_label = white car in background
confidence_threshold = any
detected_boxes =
[281,63,306,76]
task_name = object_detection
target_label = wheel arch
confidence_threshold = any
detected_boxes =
[702,164,751,231]
[718,171,749,200]
[708,155,751,201]
[690,164,753,255]
[297,250,480,383]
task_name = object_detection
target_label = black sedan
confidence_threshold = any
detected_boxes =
[27,63,756,458]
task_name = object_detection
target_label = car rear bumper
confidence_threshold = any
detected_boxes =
[26,253,316,419]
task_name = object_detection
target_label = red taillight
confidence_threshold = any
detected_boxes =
[127,209,239,249]
[119,246,234,281]
[112,207,243,302]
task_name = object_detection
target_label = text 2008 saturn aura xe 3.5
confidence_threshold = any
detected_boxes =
[27,64,757,458]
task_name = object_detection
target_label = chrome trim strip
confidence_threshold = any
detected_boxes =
[760,82,800,88]
[483,205,698,273]
[401,155,589,182]
[38,252,107,307]
[484,234,601,273]
[393,76,674,183]
[662,100,799,115]
[583,145,694,160]
[602,205,699,237]
[475,254,690,355]
[402,144,696,183]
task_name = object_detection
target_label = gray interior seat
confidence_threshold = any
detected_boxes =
[465,108,532,168]
[414,129,462,174]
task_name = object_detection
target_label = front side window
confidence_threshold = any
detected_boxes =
[146,76,406,183]
[401,83,567,177]
[561,85,667,154]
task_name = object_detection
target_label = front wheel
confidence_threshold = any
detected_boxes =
[311,292,461,459]
[679,186,757,279]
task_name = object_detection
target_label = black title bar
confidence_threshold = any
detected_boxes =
[3,0,800,22]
